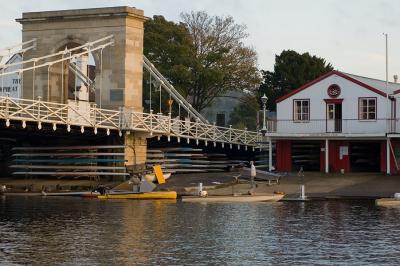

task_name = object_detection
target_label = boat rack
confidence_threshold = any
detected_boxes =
[146,147,246,174]
[10,145,129,179]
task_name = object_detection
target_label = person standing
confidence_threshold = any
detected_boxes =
[0,185,6,195]
[250,161,256,191]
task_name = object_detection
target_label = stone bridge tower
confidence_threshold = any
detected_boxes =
[16,7,148,169]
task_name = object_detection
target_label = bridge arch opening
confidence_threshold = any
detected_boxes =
[48,41,97,103]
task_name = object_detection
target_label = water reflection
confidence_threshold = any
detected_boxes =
[1,197,400,265]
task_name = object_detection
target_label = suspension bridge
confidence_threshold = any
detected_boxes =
[0,35,261,149]
[0,7,264,179]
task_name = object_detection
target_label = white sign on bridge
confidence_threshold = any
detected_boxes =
[0,54,22,98]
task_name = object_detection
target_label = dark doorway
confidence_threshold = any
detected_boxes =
[350,142,380,172]
[292,141,321,171]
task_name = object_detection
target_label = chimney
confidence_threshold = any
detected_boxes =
[394,75,398,83]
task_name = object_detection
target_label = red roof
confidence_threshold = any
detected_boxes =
[393,89,400,95]
[276,70,387,103]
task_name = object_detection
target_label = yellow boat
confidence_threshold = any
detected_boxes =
[97,191,177,200]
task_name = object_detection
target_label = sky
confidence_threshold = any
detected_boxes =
[0,0,399,81]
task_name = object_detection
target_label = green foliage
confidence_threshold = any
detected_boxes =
[144,16,195,93]
[259,50,334,110]
[143,16,194,114]
[143,13,261,113]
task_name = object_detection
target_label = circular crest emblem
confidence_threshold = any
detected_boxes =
[327,84,341,98]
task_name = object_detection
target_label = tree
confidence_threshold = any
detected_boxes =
[143,15,195,114]
[180,11,261,111]
[144,15,195,90]
[259,50,333,111]
[143,12,261,113]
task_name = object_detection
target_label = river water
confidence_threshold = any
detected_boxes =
[1,197,400,265]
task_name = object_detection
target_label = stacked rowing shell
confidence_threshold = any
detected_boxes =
[291,143,320,171]
[10,145,129,178]
[146,147,241,173]
[253,145,275,170]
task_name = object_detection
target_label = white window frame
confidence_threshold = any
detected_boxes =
[358,97,376,120]
[327,103,335,120]
[293,99,310,122]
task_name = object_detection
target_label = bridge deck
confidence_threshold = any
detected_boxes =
[0,96,262,148]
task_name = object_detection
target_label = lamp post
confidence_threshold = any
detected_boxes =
[261,94,268,133]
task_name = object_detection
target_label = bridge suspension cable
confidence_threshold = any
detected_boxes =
[68,61,95,92]
[143,56,209,124]
[0,35,114,75]
[0,36,113,101]
[0,39,37,64]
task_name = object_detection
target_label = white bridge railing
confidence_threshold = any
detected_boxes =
[122,109,261,147]
[0,96,261,147]
[0,96,120,132]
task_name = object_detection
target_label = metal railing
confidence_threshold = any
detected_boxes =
[264,118,399,135]
[121,109,261,147]
[0,96,261,147]
[0,96,120,130]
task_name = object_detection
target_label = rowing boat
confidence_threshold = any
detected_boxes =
[41,191,100,197]
[13,158,127,163]
[98,191,177,200]
[376,198,400,207]
[10,165,126,170]
[181,193,284,203]
[160,147,203,152]
[12,145,126,151]
[12,152,125,157]
[42,190,171,198]
[13,172,130,176]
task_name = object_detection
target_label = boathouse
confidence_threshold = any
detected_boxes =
[0,53,22,98]
[266,70,400,174]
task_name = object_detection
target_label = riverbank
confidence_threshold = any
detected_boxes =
[211,173,400,199]
[162,172,400,199]
[1,172,400,199]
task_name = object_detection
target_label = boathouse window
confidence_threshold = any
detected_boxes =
[359,98,376,120]
[293,99,310,121]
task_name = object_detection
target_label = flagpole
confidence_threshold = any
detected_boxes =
[384,33,389,120]
[385,33,388,89]
[384,33,390,174]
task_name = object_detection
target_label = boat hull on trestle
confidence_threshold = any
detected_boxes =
[97,191,177,200]
[181,194,284,203]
